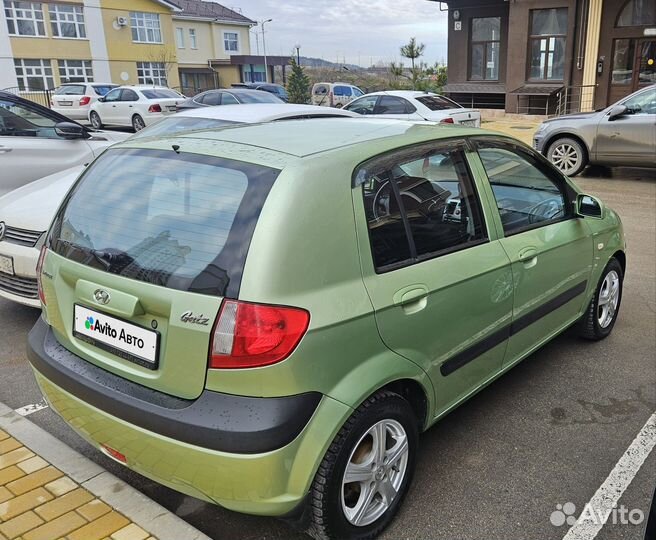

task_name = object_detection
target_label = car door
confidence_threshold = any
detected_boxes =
[99,88,122,123]
[353,139,514,418]
[0,95,94,191]
[116,88,140,126]
[372,96,423,120]
[594,88,656,166]
[344,95,379,115]
[471,138,594,367]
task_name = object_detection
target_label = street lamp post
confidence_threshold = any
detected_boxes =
[294,43,301,65]
[261,18,272,83]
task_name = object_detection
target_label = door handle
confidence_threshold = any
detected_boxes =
[393,285,429,314]
[0,146,12,153]
[518,247,538,268]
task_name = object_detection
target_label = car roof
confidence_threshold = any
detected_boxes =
[175,103,359,122]
[122,117,488,162]
[364,91,440,99]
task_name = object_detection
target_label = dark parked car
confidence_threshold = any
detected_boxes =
[534,84,656,176]
[177,88,283,110]
[232,82,288,102]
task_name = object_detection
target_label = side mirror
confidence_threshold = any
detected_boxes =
[97,97,106,103]
[608,104,627,121]
[576,193,604,219]
[55,121,89,139]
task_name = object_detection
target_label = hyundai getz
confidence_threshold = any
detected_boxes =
[28,119,625,539]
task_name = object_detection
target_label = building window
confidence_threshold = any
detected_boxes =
[470,17,500,81]
[611,39,635,84]
[14,59,53,90]
[4,0,45,37]
[49,4,85,38]
[58,59,93,82]
[189,28,197,49]
[528,8,568,81]
[616,0,656,27]
[224,31,238,52]
[130,12,161,43]
[175,27,184,48]
[137,61,166,86]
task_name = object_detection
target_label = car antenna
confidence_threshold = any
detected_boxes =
[172,144,180,154]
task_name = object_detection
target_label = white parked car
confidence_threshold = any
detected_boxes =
[311,83,364,108]
[0,91,129,193]
[0,103,359,307]
[343,91,481,127]
[89,86,186,131]
[51,83,118,121]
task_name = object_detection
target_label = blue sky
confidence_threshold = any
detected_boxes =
[235,0,449,66]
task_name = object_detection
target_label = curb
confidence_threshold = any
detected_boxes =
[0,400,211,540]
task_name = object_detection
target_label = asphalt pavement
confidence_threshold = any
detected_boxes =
[0,166,654,540]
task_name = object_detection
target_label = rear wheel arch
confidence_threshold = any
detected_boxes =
[379,379,428,430]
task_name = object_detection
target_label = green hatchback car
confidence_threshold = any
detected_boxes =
[28,119,625,539]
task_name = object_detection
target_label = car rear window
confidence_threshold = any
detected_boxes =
[141,89,180,99]
[54,85,85,95]
[232,91,282,103]
[50,148,280,298]
[131,117,239,139]
[313,84,329,95]
[92,85,117,96]
[415,95,461,111]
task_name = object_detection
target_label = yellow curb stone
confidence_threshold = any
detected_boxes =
[23,510,86,540]
[76,500,111,522]
[34,488,94,522]
[0,511,44,539]
[0,449,35,472]
[66,511,130,540]
[0,487,53,522]
[6,467,63,497]
[0,431,8,441]
[16,458,47,475]
[110,523,149,540]
[0,441,21,457]
[43,478,77,497]
[0,468,24,488]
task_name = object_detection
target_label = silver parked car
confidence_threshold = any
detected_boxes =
[534,85,655,175]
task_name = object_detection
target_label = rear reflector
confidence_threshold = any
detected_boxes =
[440,118,455,124]
[79,96,91,106]
[100,443,127,464]
[210,300,310,369]
[148,103,162,113]
[36,245,47,305]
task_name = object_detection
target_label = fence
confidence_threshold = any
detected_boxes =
[554,85,597,116]
[1,87,54,108]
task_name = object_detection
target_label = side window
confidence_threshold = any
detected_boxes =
[360,145,487,271]
[353,87,363,97]
[476,143,569,235]
[345,95,378,115]
[104,89,122,102]
[0,98,58,138]
[376,96,413,114]
[198,92,221,105]
[121,89,139,101]
[334,85,350,96]
[221,93,239,105]
[623,89,656,115]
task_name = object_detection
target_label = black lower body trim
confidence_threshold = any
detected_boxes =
[27,317,321,454]
[441,280,587,376]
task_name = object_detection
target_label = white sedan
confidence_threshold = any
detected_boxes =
[89,86,186,131]
[51,82,118,121]
[0,103,358,307]
[343,91,481,127]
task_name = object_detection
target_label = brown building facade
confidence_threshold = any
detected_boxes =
[439,0,656,114]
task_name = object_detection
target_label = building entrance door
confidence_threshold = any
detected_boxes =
[609,38,656,104]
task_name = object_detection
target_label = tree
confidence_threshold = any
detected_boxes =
[400,37,425,72]
[286,57,311,104]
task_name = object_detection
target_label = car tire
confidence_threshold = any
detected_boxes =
[89,111,103,130]
[578,258,623,341]
[547,137,588,176]
[132,114,146,132]
[307,390,418,540]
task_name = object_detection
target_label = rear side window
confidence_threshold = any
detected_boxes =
[197,92,221,105]
[376,96,414,114]
[54,85,85,95]
[50,149,280,297]
[359,143,487,271]
[92,85,116,96]
[416,95,461,111]
[141,89,179,99]
[334,86,352,96]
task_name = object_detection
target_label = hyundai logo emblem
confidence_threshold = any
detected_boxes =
[0,222,5,242]
[93,289,111,305]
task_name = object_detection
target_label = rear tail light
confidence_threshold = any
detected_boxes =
[100,443,127,464]
[148,104,162,113]
[36,245,48,305]
[209,300,310,369]
[79,96,91,106]
[440,118,455,124]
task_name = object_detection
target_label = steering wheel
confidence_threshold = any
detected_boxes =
[527,197,564,224]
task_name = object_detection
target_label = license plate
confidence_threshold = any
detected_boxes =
[59,101,73,106]
[0,254,14,275]
[460,119,477,126]
[73,304,159,369]
[166,106,176,112]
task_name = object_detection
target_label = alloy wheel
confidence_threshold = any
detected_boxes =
[133,115,145,131]
[598,270,620,328]
[340,419,409,527]
[551,143,580,175]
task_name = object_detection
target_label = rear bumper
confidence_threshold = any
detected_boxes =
[27,317,352,514]
[51,107,88,120]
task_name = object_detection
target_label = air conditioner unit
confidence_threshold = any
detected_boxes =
[116,16,128,26]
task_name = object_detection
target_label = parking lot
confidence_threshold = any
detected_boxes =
[0,165,654,540]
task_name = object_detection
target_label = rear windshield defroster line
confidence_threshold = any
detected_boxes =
[49,148,280,298]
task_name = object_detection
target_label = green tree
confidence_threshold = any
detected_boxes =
[286,57,311,104]
[399,38,426,89]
